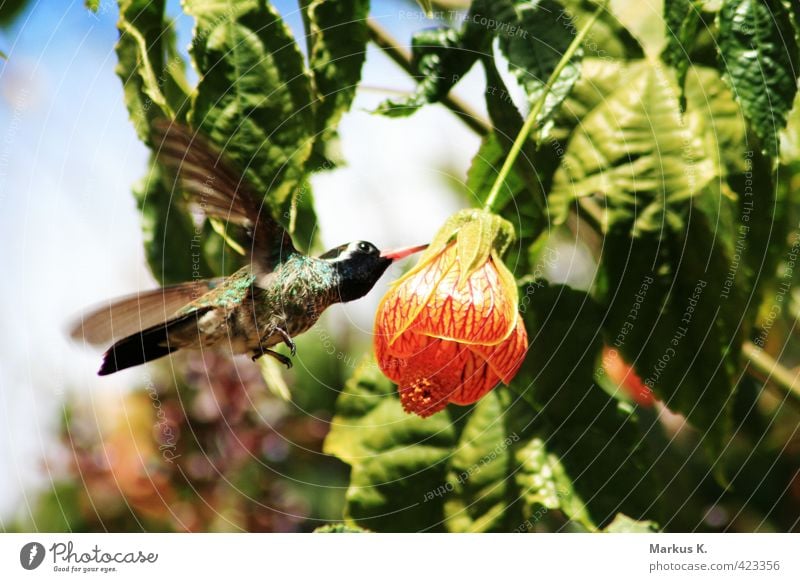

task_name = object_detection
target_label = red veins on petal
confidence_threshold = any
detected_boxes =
[388,245,517,346]
[469,320,528,384]
[374,242,529,417]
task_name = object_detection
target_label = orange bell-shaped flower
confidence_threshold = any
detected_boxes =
[374,210,528,417]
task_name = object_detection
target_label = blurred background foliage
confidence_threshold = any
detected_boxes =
[2,0,800,532]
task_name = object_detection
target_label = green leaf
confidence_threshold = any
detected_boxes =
[516,285,662,527]
[662,0,703,107]
[326,360,610,532]
[134,160,212,285]
[0,50,6,60]
[0,0,29,28]
[86,0,100,11]
[186,0,315,231]
[491,0,583,136]
[302,0,370,162]
[313,523,368,533]
[548,60,717,235]
[442,392,520,532]
[603,513,659,532]
[375,26,482,117]
[683,65,748,174]
[559,0,645,60]
[288,178,321,254]
[513,437,595,531]
[115,0,190,142]
[323,361,457,532]
[718,0,800,157]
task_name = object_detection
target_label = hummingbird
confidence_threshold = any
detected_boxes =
[71,120,427,375]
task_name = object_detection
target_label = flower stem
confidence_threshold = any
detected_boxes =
[482,0,608,212]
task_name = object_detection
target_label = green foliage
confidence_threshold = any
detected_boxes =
[324,362,458,531]
[115,0,190,141]
[513,437,594,531]
[302,0,371,164]
[548,59,717,235]
[375,25,484,117]
[0,0,30,27]
[323,0,800,532]
[492,0,584,134]
[718,0,799,157]
[186,0,314,227]
[115,0,372,272]
[559,0,644,60]
[662,0,703,106]
[546,56,764,459]
[325,362,526,532]
[314,524,369,533]
[515,286,662,527]
[133,160,211,285]
[603,513,659,532]
[115,0,198,282]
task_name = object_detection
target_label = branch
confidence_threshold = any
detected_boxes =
[742,342,800,411]
[367,19,491,137]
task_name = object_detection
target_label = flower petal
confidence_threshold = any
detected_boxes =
[446,349,500,406]
[469,320,528,384]
[405,254,518,346]
[393,337,502,408]
[373,327,405,383]
[377,245,457,344]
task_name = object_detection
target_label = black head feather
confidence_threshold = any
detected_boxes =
[320,241,392,303]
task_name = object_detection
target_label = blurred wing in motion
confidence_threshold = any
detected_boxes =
[151,119,296,271]
[69,280,222,347]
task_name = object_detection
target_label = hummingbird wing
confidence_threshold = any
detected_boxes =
[69,279,223,347]
[151,119,296,272]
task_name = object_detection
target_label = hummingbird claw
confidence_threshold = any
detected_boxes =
[253,348,293,369]
[274,327,296,357]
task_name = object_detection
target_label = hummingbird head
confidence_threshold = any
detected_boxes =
[320,241,428,303]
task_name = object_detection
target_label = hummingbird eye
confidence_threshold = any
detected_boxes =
[358,242,373,254]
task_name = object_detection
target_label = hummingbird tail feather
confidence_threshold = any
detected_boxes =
[97,309,211,375]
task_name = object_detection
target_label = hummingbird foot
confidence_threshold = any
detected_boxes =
[252,348,293,369]
[274,326,297,357]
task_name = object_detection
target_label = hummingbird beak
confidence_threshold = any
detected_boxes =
[380,243,429,261]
